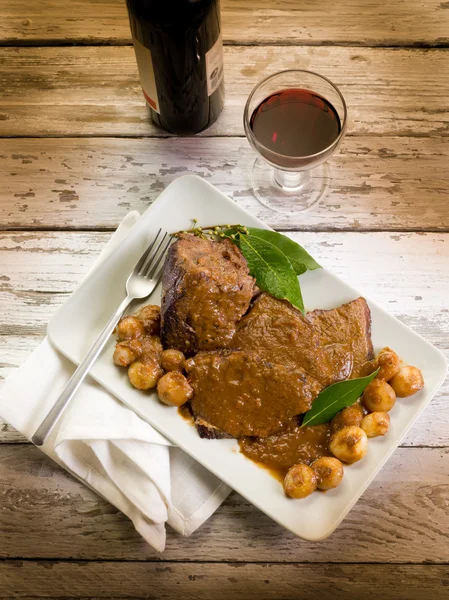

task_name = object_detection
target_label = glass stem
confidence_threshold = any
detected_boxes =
[273,168,310,192]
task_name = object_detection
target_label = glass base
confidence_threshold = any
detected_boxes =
[251,158,330,213]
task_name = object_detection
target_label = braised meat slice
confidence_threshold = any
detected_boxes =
[232,293,353,387]
[194,417,233,440]
[161,234,255,355]
[307,297,374,377]
[185,350,322,438]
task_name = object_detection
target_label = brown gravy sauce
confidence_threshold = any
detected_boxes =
[178,402,195,424]
[178,403,332,484]
[239,421,332,481]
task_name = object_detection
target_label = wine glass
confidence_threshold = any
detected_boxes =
[243,70,347,213]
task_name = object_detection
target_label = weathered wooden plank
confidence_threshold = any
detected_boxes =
[1,562,448,600]
[0,232,108,292]
[0,290,68,336]
[2,137,449,231]
[0,445,447,563]
[0,231,447,446]
[0,46,448,138]
[0,0,447,47]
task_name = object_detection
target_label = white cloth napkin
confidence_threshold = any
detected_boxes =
[0,212,231,552]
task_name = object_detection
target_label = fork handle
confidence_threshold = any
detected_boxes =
[31,295,133,447]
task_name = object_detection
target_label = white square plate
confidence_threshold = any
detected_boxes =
[48,175,447,541]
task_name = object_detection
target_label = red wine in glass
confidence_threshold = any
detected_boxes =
[250,88,341,168]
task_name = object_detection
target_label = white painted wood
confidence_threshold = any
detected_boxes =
[2,137,449,231]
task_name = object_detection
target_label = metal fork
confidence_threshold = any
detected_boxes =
[31,228,172,447]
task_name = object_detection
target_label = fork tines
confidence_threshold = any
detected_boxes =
[136,228,172,280]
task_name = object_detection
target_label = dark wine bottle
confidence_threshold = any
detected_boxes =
[126,0,225,135]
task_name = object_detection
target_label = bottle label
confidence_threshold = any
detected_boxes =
[132,36,160,113]
[206,33,224,96]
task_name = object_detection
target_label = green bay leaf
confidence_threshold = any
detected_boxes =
[247,228,321,275]
[301,368,380,427]
[239,234,304,313]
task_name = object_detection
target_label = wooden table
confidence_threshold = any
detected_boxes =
[1,1,448,598]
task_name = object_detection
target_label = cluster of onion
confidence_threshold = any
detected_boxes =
[113,305,193,407]
[283,348,424,499]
